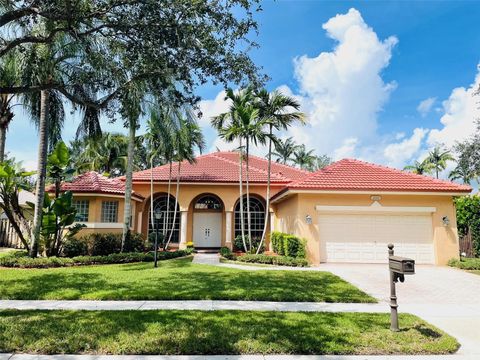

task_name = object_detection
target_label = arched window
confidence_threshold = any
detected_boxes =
[194,195,223,211]
[148,194,180,243]
[234,196,265,240]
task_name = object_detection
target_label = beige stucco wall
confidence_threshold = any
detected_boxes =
[273,193,460,266]
[132,182,281,247]
[67,194,140,235]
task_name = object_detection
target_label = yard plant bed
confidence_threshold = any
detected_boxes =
[448,257,480,271]
[0,310,458,355]
[0,257,375,302]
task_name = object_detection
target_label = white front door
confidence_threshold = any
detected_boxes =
[193,212,222,247]
[319,214,434,264]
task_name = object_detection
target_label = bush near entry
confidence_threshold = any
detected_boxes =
[236,254,308,267]
[448,257,480,270]
[271,231,306,258]
[62,232,146,257]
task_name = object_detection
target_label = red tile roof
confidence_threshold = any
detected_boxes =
[129,151,311,183]
[275,158,472,195]
[47,171,144,200]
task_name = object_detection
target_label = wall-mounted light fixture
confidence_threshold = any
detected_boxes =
[442,216,450,227]
[305,214,312,225]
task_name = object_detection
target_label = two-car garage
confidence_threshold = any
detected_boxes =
[318,212,435,264]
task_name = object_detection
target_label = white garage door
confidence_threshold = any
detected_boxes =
[319,214,434,264]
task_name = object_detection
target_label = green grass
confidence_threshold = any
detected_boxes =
[0,257,375,302]
[0,310,458,355]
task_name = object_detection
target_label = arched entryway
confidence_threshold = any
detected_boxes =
[192,194,224,248]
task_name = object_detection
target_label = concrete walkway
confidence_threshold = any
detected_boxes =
[1,355,479,360]
[0,299,387,312]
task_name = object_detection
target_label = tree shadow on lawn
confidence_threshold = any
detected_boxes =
[0,260,374,302]
[0,310,456,355]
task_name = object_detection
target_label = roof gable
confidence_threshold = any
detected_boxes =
[130,151,310,183]
[283,158,472,193]
[47,171,144,199]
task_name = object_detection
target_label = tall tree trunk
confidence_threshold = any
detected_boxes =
[121,118,136,252]
[245,137,252,250]
[257,124,272,254]
[164,161,173,242]
[238,139,247,252]
[29,90,49,257]
[150,157,158,267]
[166,161,181,249]
[0,122,7,162]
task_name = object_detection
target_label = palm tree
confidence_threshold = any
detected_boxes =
[403,159,434,175]
[165,116,205,249]
[449,158,476,185]
[312,155,332,171]
[254,89,305,253]
[426,146,454,179]
[212,88,252,252]
[272,137,298,165]
[293,144,316,170]
[0,53,20,161]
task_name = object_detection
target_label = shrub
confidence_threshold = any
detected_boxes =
[233,235,265,253]
[270,231,306,258]
[448,257,480,270]
[124,231,146,253]
[455,196,480,256]
[235,254,308,267]
[78,232,146,256]
[62,238,89,257]
[220,246,236,260]
[0,249,193,268]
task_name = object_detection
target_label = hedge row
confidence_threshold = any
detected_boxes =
[235,254,308,267]
[448,257,480,270]
[270,231,306,258]
[62,232,146,257]
[0,249,193,268]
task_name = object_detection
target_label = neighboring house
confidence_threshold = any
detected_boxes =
[50,152,471,265]
[0,190,35,248]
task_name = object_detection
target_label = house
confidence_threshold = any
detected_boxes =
[49,152,471,265]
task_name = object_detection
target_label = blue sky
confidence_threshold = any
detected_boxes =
[8,0,480,177]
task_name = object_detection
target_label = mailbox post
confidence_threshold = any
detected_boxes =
[388,244,415,332]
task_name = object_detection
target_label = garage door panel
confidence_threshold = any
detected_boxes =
[319,214,434,264]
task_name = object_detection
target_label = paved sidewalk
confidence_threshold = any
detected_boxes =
[0,299,387,312]
[1,354,479,360]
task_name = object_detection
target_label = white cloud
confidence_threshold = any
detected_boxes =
[383,128,428,168]
[417,97,436,117]
[426,69,480,148]
[289,8,398,157]
[197,91,230,127]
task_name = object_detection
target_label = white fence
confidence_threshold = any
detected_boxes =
[0,218,28,248]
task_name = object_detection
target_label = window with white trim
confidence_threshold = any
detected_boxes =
[101,201,118,223]
[73,200,89,222]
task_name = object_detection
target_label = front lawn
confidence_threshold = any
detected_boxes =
[0,310,458,355]
[448,257,480,271]
[0,257,375,302]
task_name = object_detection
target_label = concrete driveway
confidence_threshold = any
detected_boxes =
[319,263,480,356]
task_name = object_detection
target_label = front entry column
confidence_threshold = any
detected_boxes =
[225,211,233,249]
[179,210,188,249]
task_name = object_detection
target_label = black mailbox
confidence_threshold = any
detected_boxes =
[389,256,415,275]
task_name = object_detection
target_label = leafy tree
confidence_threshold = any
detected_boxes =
[404,159,434,175]
[426,146,454,179]
[272,137,298,165]
[0,160,35,250]
[452,123,480,184]
[455,196,480,256]
[293,144,316,170]
[254,89,305,253]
